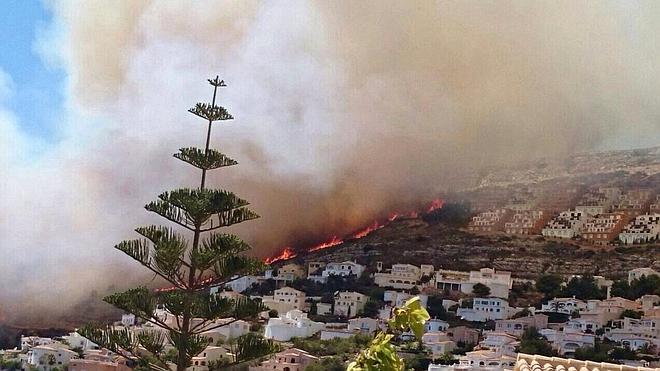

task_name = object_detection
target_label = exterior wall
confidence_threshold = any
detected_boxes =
[468,209,512,233]
[458,298,513,322]
[495,315,548,337]
[334,291,367,317]
[541,298,588,314]
[542,210,586,239]
[264,310,324,341]
[479,333,519,357]
[322,261,365,278]
[249,349,319,371]
[27,346,78,370]
[448,326,480,345]
[619,214,660,245]
[581,212,628,245]
[273,287,306,310]
[374,264,423,289]
[279,264,306,281]
[348,317,380,334]
[628,268,659,283]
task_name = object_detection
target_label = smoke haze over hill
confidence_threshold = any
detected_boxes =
[1,1,660,324]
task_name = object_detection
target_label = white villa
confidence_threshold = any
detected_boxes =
[457,298,519,322]
[422,331,456,358]
[542,210,586,239]
[619,214,660,244]
[540,297,588,315]
[374,263,434,289]
[200,318,250,343]
[321,261,365,280]
[348,317,381,334]
[478,332,519,357]
[539,328,596,356]
[628,267,659,283]
[264,309,324,341]
[27,345,79,371]
[262,287,306,314]
[428,349,516,371]
[436,268,512,299]
[605,316,660,350]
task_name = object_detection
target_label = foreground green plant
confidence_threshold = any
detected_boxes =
[347,296,430,371]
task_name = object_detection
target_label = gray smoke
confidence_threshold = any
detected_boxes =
[1,0,659,324]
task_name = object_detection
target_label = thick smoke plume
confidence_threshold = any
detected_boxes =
[1,0,660,324]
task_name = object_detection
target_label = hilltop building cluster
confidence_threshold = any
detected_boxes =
[466,186,660,246]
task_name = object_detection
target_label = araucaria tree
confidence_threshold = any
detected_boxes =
[82,77,277,371]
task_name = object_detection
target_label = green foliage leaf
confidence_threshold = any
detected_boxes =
[350,296,430,371]
[135,225,187,276]
[188,103,233,121]
[192,233,251,271]
[145,188,259,229]
[213,255,265,281]
[170,331,210,362]
[104,287,157,320]
[231,333,280,364]
[174,147,237,170]
[388,296,430,339]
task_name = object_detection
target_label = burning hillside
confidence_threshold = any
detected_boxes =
[265,198,444,264]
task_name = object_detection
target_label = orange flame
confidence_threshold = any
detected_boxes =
[265,198,444,264]
[265,247,297,264]
[426,198,444,213]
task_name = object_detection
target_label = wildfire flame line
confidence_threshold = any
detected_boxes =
[265,198,443,264]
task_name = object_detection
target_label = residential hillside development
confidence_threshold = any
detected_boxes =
[4,260,660,371]
[467,185,660,246]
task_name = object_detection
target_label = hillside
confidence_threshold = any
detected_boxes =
[280,217,660,280]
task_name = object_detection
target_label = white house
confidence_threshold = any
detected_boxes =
[436,268,512,299]
[540,297,588,315]
[190,346,232,371]
[605,316,660,350]
[374,264,433,289]
[539,328,596,356]
[428,349,517,371]
[619,214,660,245]
[264,310,324,341]
[27,345,78,370]
[212,275,260,294]
[494,315,549,337]
[628,267,659,284]
[334,291,367,318]
[348,317,380,334]
[62,332,97,351]
[200,318,250,343]
[321,261,365,280]
[457,298,518,322]
[425,319,450,333]
[21,336,54,351]
[262,287,307,314]
[542,210,586,239]
[578,297,640,326]
[422,331,455,358]
[478,332,519,357]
